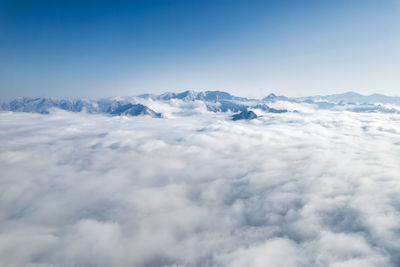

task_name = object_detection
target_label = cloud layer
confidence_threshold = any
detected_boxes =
[1,108,400,266]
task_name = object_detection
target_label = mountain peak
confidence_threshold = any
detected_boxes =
[262,93,288,102]
[232,109,258,121]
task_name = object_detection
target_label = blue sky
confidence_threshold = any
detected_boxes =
[0,0,399,99]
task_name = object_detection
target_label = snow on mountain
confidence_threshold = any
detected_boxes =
[0,97,162,118]
[262,93,289,102]
[2,91,400,118]
[298,91,400,105]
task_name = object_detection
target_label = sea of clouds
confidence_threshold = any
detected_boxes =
[1,104,400,267]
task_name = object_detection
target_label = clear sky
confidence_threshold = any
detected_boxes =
[1,0,399,99]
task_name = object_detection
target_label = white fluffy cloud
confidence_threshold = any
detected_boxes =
[1,108,400,266]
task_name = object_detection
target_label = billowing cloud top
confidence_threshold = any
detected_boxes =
[1,92,400,266]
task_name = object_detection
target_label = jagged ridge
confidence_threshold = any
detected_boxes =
[2,90,400,118]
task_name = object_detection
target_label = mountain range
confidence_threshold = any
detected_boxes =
[1,91,400,119]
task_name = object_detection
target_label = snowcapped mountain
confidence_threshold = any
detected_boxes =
[298,91,400,105]
[4,97,91,114]
[139,90,251,102]
[1,91,400,118]
[1,97,162,118]
[262,93,289,102]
